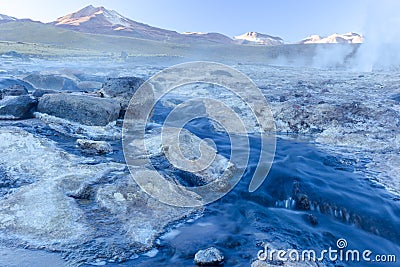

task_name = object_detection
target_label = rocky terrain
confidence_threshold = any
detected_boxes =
[0,57,399,266]
[0,70,235,265]
[239,64,400,197]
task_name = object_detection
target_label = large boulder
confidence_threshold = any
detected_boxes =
[0,95,37,119]
[99,77,145,115]
[37,94,120,126]
[23,73,80,91]
[0,78,34,99]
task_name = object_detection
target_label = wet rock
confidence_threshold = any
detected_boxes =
[194,247,224,266]
[66,182,93,200]
[295,194,310,210]
[0,78,33,99]
[23,73,80,91]
[77,81,103,91]
[35,112,122,140]
[137,127,236,190]
[77,139,113,155]
[32,88,60,98]
[0,95,37,119]
[37,93,120,126]
[99,77,145,115]
[307,214,318,225]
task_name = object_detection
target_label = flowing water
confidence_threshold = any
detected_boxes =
[1,113,399,267]
[99,117,400,266]
[1,63,400,266]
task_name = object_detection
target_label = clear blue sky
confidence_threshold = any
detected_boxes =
[0,0,394,42]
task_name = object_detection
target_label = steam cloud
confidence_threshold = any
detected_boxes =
[271,0,400,71]
[352,0,400,71]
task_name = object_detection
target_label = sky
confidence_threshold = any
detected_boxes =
[0,0,388,42]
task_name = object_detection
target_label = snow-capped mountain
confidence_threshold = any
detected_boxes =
[0,14,17,23]
[52,5,179,40]
[233,32,284,45]
[300,32,363,44]
[0,6,364,47]
[52,5,232,44]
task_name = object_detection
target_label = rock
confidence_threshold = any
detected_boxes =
[35,112,122,140]
[0,78,33,99]
[32,89,60,98]
[194,247,224,266]
[279,95,287,102]
[307,214,318,225]
[23,73,80,91]
[76,139,113,155]
[0,95,37,119]
[132,127,236,191]
[295,194,310,210]
[1,51,30,60]
[37,93,120,126]
[99,77,145,115]
[77,81,103,91]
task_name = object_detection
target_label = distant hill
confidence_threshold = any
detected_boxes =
[0,14,17,23]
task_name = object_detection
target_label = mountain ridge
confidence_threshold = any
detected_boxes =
[50,5,233,44]
[300,32,363,44]
[234,32,284,46]
[0,5,363,45]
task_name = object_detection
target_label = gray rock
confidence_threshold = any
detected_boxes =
[100,77,145,115]
[307,214,318,226]
[0,78,33,99]
[77,81,103,92]
[37,93,120,126]
[0,95,37,119]
[194,247,224,266]
[76,139,113,155]
[24,73,80,91]
[32,89,60,98]
[1,51,31,60]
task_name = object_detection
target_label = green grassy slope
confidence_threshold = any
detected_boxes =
[0,21,189,56]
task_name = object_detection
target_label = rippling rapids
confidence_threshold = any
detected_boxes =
[100,117,400,267]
